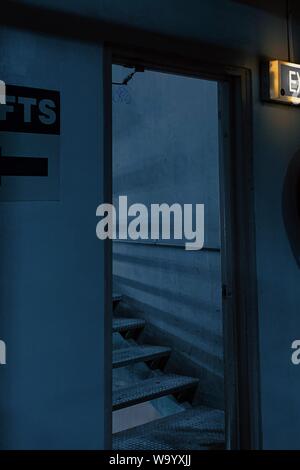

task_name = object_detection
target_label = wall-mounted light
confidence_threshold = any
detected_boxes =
[112,66,145,86]
[261,60,300,106]
[261,1,300,106]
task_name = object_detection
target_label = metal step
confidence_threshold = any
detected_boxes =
[113,374,199,411]
[113,406,225,450]
[113,345,171,369]
[113,293,122,306]
[113,317,146,334]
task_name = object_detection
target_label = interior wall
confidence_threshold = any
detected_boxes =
[0,27,107,449]
[112,69,223,409]
[6,0,300,449]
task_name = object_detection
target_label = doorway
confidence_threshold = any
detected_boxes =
[106,53,261,450]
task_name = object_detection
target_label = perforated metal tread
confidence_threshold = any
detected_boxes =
[113,406,225,450]
[112,374,199,411]
[113,318,146,333]
[113,293,122,304]
[113,345,171,369]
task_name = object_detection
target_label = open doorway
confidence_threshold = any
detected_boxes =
[107,57,260,450]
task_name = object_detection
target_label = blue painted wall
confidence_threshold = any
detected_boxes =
[0,27,107,449]
[3,0,300,449]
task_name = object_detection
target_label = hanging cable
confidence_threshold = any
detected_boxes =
[286,0,294,62]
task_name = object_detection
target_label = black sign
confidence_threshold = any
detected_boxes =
[0,85,60,134]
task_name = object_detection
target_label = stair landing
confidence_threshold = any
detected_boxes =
[113,406,225,450]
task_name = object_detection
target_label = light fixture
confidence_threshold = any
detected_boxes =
[261,1,300,105]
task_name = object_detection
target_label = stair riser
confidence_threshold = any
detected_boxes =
[113,351,171,369]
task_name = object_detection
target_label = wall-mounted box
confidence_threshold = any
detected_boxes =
[261,60,300,106]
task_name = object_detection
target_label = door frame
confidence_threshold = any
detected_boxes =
[109,47,261,450]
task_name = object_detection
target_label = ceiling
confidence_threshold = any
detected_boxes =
[233,0,300,18]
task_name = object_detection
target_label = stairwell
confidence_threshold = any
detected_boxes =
[112,294,225,450]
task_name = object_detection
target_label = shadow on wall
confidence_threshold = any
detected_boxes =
[282,149,300,269]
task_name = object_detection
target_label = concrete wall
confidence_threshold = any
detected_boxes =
[6,0,300,449]
[0,27,107,449]
[112,68,224,409]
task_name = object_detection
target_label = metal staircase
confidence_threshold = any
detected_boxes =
[112,293,225,450]
[113,345,172,369]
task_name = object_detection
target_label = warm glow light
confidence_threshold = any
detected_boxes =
[268,60,300,105]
